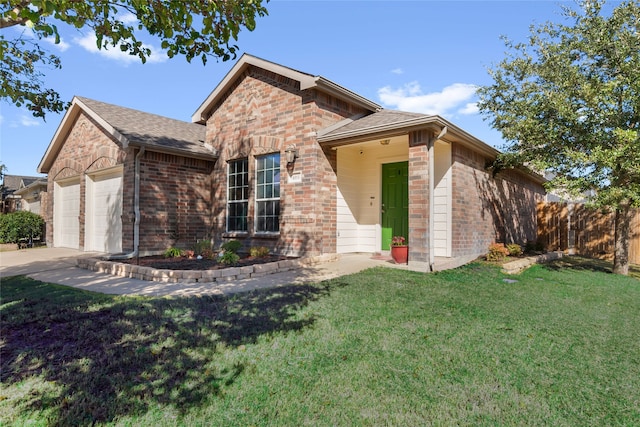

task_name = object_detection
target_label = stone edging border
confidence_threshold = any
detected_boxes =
[501,251,563,275]
[77,253,340,283]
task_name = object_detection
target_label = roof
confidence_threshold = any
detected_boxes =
[38,97,215,173]
[1,175,45,197]
[13,178,47,197]
[192,53,382,123]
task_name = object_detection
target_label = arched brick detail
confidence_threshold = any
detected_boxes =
[86,156,119,173]
[252,136,282,155]
[52,164,82,180]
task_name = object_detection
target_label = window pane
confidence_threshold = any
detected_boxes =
[255,153,281,232]
[227,159,248,231]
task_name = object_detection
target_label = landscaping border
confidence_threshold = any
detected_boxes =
[77,254,339,283]
[501,251,563,275]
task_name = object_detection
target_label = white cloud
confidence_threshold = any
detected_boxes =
[378,82,478,117]
[74,32,167,65]
[42,36,70,52]
[391,68,403,75]
[20,115,40,127]
[458,102,479,115]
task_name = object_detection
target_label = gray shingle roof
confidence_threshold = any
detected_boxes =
[76,97,213,157]
[2,175,42,192]
[320,110,428,138]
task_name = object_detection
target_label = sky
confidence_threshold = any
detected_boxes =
[0,0,616,177]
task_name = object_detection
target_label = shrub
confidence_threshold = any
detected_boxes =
[183,250,195,258]
[506,243,523,257]
[249,246,270,257]
[219,251,240,265]
[163,247,183,258]
[201,248,216,260]
[221,239,242,254]
[193,239,212,256]
[486,243,509,261]
[0,211,44,244]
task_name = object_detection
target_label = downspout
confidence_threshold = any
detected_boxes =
[107,146,144,260]
[429,126,447,271]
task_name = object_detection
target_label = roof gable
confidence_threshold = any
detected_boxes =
[39,97,215,173]
[192,53,381,124]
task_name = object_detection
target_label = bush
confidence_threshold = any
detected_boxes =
[486,243,509,261]
[219,251,240,265]
[249,246,270,257]
[506,243,523,257]
[193,239,212,256]
[221,239,242,254]
[0,211,44,244]
[200,248,216,260]
[163,247,183,258]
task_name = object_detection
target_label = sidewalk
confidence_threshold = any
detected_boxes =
[1,248,400,297]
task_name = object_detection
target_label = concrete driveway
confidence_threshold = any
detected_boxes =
[1,247,395,297]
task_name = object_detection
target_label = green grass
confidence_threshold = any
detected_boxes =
[1,258,639,426]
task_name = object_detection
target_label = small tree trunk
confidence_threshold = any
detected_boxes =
[613,203,632,276]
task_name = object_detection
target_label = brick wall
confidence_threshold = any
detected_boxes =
[45,112,126,249]
[205,66,367,256]
[44,111,215,254]
[136,151,214,253]
[451,142,545,258]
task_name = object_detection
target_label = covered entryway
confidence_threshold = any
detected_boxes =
[54,178,80,249]
[85,167,123,253]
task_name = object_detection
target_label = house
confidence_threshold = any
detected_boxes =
[38,54,545,270]
[1,174,47,214]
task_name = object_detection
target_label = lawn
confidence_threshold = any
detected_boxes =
[1,258,639,426]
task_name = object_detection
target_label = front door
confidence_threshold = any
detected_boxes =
[381,161,408,250]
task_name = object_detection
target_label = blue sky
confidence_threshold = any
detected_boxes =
[0,0,608,177]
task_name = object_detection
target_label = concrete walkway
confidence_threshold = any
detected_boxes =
[1,247,405,297]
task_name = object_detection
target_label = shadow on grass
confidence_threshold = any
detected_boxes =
[543,255,640,278]
[1,277,340,425]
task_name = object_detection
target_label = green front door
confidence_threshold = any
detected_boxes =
[381,161,409,250]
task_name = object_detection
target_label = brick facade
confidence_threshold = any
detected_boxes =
[44,111,216,254]
[44,112,126,249]
[135,151,214,253]
[451,142,545,258]
[205,66,367,256]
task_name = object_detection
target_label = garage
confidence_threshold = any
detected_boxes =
[54,179,80,249]
[85,168,123,253]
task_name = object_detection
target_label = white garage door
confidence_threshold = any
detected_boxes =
[54,180,80,249]
[86,170,123,253]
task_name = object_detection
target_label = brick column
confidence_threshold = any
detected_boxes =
[408,130,430,271]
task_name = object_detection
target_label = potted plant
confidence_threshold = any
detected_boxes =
[390,236,408,264]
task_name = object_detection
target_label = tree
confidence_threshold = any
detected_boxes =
[477,0,640,275]
[1,0,269,119]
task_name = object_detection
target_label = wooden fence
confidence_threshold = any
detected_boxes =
[537,202,640,265]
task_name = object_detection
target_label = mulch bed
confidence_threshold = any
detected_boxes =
[115,254,291,271]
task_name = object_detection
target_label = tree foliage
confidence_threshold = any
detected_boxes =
[0,0,269,118]
[477,0,640,274]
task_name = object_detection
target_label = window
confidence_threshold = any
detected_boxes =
[255,153,280,232]
[227,159,248,232]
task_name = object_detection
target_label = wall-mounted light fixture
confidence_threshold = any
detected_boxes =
[380,139,391,146]
[285,145,298,164]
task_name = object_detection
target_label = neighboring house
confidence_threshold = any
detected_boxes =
[38,54,545,270]
[1,175,47,214]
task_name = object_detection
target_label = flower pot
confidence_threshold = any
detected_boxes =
[391,245,408,264]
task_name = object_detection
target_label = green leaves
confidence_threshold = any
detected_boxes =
[478,0,640,209]
[1,0,270,119]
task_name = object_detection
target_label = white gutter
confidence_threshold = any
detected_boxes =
[107,146,144,260]
[429,126,448,271]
